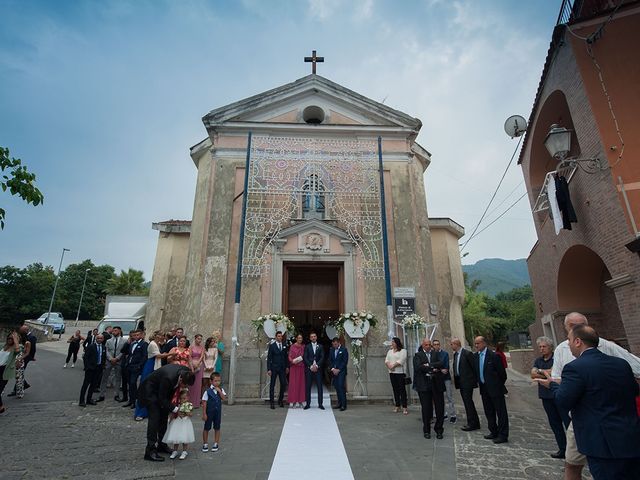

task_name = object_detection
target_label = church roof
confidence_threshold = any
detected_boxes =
[152,219,191,233]
[202,74,422,131]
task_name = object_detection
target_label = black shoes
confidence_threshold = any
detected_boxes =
[333,405,341,409]
[449,416,457,424]
[484,433,497,440]
[339,407,346,411]
[86,400,97,406]
[318,405,325,410]
[144,451,165,462]
[122,403,133,408]
[79,402,86,407]
[115,396,127,403]
[270,404,275,410]
[461,425,480,432]
[97,396,105,402]
[550,451,565,459]
[157,443,173,454]
[436,433,444,439]
[493,437,508,444]
[303,405,310,410]
[278,402,284,408]
[424,432,431,439]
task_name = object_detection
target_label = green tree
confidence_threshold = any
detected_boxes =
[0,263,55,324]
[106,268,149,295]
[57,260,115,320]
[1,146,44,229]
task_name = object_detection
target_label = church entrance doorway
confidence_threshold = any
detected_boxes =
[283,262,343,341]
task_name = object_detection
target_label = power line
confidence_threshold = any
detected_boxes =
[460,135,524,252]
[463,192,528,245]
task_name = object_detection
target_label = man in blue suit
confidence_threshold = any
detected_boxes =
[552,325,640,480]
[267,331,288,409]
[303,332,325,410]
[329,337,348,411]
[474,336,509,443]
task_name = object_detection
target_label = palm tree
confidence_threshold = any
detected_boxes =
[106,268,148,295]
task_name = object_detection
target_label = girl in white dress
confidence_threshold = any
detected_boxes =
[163,389,195,460]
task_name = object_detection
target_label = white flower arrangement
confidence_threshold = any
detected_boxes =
[402,313,426,329]
[332,311,377,336]
[251,313,294,333]
[179,402,194,414]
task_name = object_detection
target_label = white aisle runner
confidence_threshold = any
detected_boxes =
[267,393,354,480]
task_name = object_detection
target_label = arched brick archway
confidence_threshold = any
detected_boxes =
[529,90,581,194]
[557,245,628,347]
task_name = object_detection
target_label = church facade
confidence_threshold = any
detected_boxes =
[147,74,466,399]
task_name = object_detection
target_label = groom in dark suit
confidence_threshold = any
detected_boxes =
[267,331,288,409]
[304,332,325,410]
[551,325,640,479]
[329,337,348,411]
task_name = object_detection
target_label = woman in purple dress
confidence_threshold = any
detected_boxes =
[188,334,205,406]
[287,334,306,408]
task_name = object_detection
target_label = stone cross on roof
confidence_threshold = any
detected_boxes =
[304,50,324,74]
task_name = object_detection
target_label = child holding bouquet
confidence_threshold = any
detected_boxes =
[163,389,195,460]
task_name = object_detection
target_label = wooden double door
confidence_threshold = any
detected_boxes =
[283,262,343,343]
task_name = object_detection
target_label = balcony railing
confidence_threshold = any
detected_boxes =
[532,163,578,213]
[556,0,634,25]
[556,0,575,25]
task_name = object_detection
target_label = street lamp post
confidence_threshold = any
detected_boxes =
[46,248,70,326]
[75,268,90,326]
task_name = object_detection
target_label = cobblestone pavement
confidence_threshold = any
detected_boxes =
[0,342,592,479]
[454,370,592,480]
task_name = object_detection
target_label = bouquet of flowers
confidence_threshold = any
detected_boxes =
[402,314,426,329]
[179,402,194,414]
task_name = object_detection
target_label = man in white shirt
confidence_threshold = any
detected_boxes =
[537,312,640,480]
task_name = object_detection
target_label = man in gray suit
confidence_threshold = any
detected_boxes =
[99,326,125,402]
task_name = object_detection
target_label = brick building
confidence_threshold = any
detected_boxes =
[520,0,640,354]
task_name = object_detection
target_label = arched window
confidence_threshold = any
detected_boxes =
[302,174,325,219]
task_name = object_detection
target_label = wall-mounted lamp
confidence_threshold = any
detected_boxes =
[544,124,606,173]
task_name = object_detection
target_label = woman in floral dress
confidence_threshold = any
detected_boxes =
[168,337,190,367]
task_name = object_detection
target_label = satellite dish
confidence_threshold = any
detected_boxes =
[504,115,527,138]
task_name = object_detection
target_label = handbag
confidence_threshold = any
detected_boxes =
[404,376,412,385]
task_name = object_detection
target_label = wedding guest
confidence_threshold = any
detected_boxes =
[160,327,178,367]
[138,365,195,462]
[64,330,84,368]
[163,389,195,460]
[385,337,408,415]
[0,332,21,415]
[99,326,125,402]
[433,339,456,423]
[12,329,31,399]
[123,330,148,409]
[135,330,167,421]
[79,334,106,407]
[267,331,288,409]
[330,337,348,411]
[188,334,205,406]
[287,334,306,408]
[116,331,135,403]
[202,337,219,394]
[303,332,324,410]
[168,337,190,367]
[83,328,98,350]
[212,330,225,374]
[531,336,569,459]
[202,372,227,453]
[8,326,34,398]
[414,338,446,439]
[495,342,508,369]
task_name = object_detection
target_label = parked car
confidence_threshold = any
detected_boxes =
[36,312,66,334]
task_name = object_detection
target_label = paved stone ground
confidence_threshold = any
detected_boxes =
[0,341,590,479]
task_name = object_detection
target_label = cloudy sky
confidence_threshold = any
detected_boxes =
[0,0,559,278]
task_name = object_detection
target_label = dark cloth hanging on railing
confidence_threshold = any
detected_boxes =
[554,174,578,230]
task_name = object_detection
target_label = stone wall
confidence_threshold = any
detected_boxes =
[509,349,537,376]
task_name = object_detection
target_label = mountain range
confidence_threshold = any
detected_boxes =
[462,258,530,297]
